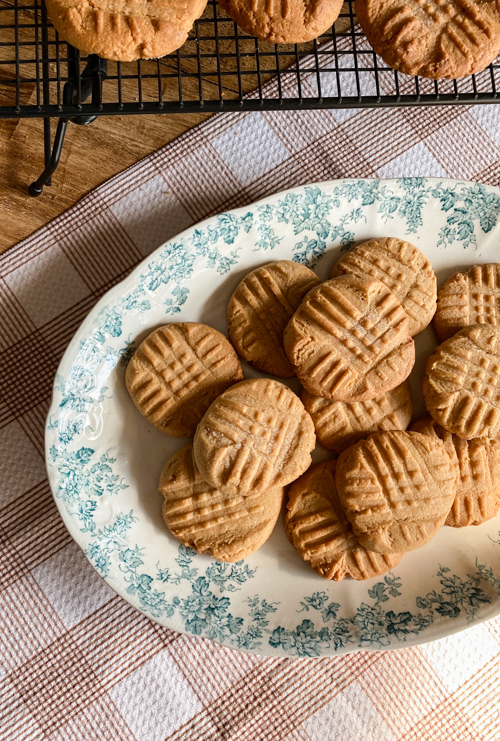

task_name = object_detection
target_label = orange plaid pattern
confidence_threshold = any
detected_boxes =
[1,45,500,740]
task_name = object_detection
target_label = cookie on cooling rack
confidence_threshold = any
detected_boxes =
[302,381,413,454]
[423,324,500,440]
[411,416,500,528]
[286,459,404,580]
[284,275,415,402]
[159,443,284,561]
[355,0,500,79]
[227,260,321,378]
[217,0,344,43]
[193,378,316,496]
[335,431,457,554]
[125,322,244,438]
[330,237,437,336]
[45,0,208,62]
[434,264,500,342]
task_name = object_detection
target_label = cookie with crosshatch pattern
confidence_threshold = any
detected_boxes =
[227,260,321,378]
[217,0,344,43]
[193,378,316,496]
[45,0,208,62]
[423,324,500,440]
[410,416,500,527]
[434,264,500,342]
[159,443,284,561]
[301,380,413,453]
[125,322,244,438]
[330,237,437,336]
[286,459,404,580]
[356,0,500,79]
[283,275,415,402]
[335,431,457,554]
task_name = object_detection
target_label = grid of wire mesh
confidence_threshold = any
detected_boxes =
[1,0,500,118]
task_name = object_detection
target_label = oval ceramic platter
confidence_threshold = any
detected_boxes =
[46,178,500,658]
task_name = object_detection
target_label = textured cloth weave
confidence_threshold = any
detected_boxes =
[1,49,500,741]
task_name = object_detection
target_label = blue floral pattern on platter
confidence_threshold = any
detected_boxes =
[46,178,500,657]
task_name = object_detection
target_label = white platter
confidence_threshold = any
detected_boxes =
[46,178,500,657]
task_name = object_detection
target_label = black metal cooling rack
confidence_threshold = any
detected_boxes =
[1,0,500,194]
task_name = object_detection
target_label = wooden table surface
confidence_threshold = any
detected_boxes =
[0,0,269,255]
[0,1,353,256]
[0,111,210,255]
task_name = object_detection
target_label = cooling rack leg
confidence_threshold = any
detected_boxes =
[28,118,68,197]
[43,118,51,186]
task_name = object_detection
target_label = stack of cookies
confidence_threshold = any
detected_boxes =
[126,322,316,561]
[125,249,500,581]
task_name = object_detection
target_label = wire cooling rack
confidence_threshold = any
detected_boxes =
[1,0,500,192]
[3,0,500,118]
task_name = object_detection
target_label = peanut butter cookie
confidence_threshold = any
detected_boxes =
[434,264,500,342]
[356,0,500,80]
[217,0,344,44]
[302,381,413,454]
[126,322,244,438]
[423,324,500,440]
[227,260,320,378]
[411,416,500,527]
[330,238,437,336]
[45,0,208,62]
[284,275,415,402]
[193,378,316,496]
[335,431,457,554]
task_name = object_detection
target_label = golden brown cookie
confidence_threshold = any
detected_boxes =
[193,378,316,496]
[125,322,244,438]
[45,0,208,62]
[330,238,437,336]
[434,264,500,342]
[227,260,321,378]
[286,460,404,580]
[410,416,500,527]
[356,0,500,80]
[423,324,500,440]
[335,431,457,554]
[159,443,284,562]
[302,381,413,454]
[217,0,344,43]
[283,275,415,402]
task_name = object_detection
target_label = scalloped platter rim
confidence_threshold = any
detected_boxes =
[45,178,500,658]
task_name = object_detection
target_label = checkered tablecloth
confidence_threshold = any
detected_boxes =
[2,47,500,740]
